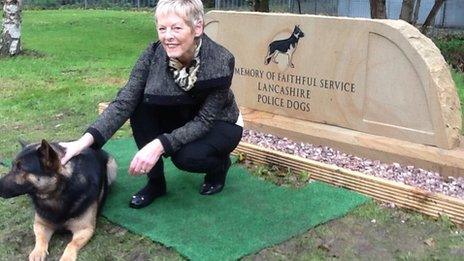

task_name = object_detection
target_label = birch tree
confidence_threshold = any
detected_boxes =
[0,0,22,56]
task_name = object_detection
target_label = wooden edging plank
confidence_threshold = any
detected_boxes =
[237,154,464,224]
[237,143,463,203]
[240,148,464,212]
[243,153,464,219]
[235,143,464,205]
[235,145,464,214]
[313,172,464,214]
[233,142,464,224]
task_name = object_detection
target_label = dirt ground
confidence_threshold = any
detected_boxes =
[244,201,464,260]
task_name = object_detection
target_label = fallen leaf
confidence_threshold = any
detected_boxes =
[424,237,435,247]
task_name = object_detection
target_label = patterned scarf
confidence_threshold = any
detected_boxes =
[168,38,202,91]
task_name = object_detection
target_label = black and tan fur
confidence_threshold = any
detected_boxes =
[264,25,305,68]
[0,140,117,261]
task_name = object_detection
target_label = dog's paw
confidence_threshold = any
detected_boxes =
[29,248,48,261]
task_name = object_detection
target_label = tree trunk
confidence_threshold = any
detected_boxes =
[369,0,387,19]
[0,0,22,56]
[253,0,269,12]
[400,0,415,23]
[412,0,422,25]
[296,0,302,14]
[420,0,445,34]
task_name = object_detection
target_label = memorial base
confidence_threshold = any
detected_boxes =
[241,107,464,178]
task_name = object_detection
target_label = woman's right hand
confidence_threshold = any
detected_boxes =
[129,139,164,176]
[60,133,94,165]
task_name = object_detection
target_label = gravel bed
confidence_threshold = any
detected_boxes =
[242,129,464,200]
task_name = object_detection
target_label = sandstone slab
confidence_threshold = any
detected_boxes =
[205,11,461,150]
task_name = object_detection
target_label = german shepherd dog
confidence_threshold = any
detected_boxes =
[264,25,305,68]
[0,140,117,261]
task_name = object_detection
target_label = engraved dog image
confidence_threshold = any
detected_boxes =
[0,140,117,261]
[264,25,305,68]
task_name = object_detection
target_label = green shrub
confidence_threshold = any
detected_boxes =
[434,35,464,73]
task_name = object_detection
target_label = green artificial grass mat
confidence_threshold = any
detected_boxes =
[102,138,370,260]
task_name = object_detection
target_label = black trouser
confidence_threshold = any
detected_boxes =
[130,103,243,190]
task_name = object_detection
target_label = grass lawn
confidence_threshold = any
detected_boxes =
[454,70,464,128]
[0,9,154,158]
[0,10,463,260]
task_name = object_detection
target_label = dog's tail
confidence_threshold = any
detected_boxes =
[106,156,118,186]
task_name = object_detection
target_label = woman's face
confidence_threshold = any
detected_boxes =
[156,12,203,65]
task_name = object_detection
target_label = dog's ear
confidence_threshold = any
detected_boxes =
[18,139,29,148]
[38,140,60,172]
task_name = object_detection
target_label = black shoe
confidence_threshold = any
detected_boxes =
[199,157,231,196]
[199,183,224,195]
[129,183,166,209]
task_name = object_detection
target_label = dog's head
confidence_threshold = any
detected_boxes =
[293,25,305,38]
[0,140,65,198]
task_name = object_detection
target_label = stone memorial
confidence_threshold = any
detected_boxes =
[204,11,464,177]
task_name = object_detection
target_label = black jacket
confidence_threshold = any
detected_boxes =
[86,34,240,155]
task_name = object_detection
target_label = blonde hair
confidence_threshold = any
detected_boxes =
[155,0,204,28]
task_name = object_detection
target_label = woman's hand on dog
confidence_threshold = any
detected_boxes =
[60,133,95,165]
[129,139,165,176]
